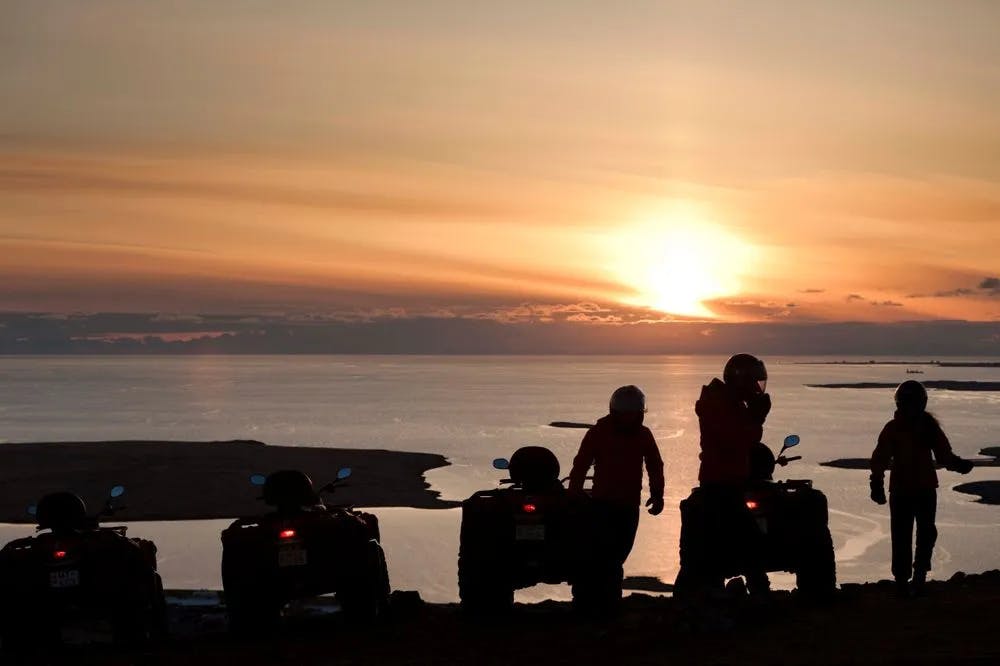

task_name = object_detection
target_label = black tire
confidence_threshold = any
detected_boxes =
[571,530,623,613]
[673,494,708,601]
[0,604,49,653]
[339,541,391,622]
[112,574,170,647]
[457,533,514,614]
[796,526,837,601]
[150,573,169,642]
[571,571,621,613]
[458,558,514,614]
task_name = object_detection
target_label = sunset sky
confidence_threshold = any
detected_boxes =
[2,1,999,325]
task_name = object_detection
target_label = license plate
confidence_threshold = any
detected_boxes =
[515,524,546,541]
[49,569,80,589]
[278,546,308,568]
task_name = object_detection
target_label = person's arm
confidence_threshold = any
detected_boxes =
[869,424,892,504]
[870,424,893,480]
[568,428,597,493]
[644,433,665,500]
[931,422,974,474]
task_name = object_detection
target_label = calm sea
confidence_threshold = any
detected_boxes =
[1,355,998,601]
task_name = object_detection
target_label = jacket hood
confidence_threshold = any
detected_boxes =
[698,378,731,404]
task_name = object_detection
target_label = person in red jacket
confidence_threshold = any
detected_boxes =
[568,385,665,599]
[870,380,973,597]
[692,353,772,596]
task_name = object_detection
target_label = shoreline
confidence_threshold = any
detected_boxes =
[0,440,457,522]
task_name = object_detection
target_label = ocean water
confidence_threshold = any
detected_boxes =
[1,355,998,602]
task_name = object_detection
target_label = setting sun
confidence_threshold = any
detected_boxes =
[610,208,757,318]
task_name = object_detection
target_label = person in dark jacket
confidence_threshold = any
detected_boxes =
[568,385,665,598]
[870,380,973,596]
[692,354,772,596]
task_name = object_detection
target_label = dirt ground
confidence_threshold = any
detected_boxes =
[7,571,1000,665]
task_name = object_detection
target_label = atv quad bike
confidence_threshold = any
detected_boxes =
[459,446,608,613]
[0,485,167,650]
[221,468,390,632]
[674,435,837,601]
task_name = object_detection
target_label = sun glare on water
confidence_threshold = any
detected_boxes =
[610,207,756,318]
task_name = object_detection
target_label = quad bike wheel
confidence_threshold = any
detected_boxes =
[112,571,171,646]
[0,602,53,653]
[457,512,514,615]
[795,526,837,601]
[338,541,391,622]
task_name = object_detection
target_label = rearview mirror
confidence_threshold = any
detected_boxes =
[249,473,267,487]
[337,467,352,481]
[783,435,800,449]
[492,458,510,470]
[109,485,125,499]
[27,505,37,517]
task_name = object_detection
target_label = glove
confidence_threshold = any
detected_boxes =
[870,480,887,505]
[948,457,974,475]
[646,496,664,516]
[747,393,771,423]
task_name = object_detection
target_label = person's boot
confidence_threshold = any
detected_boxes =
[911,569,927,597]
[894,577,911,599]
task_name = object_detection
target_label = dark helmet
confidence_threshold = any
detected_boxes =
[609,385,646,414]
[723,354,768,397]
[36,492,88,531]
[262,470,320,508]
[508,446,560,490]
[894,380,928,414]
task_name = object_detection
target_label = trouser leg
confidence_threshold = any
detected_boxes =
[889,492,916,582]
[912,489,938,575]
[616,505,640,564]
[604,503,639,588]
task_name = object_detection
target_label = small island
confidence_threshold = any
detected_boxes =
[794,360,1000,368]
[807,381,1000,391]
[822,447,1000,472]
[0,440,457,522]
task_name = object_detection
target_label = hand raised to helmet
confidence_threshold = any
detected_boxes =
[747,392,771,423]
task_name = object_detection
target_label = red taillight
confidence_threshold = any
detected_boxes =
[745,500,759,510]
[53,550,67,559]
[522,503,537,514]
[279,529,296,539]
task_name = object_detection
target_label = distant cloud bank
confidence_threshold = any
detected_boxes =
[0,312,996,356]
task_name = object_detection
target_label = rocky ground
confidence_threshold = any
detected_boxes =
[7,571,1000,665]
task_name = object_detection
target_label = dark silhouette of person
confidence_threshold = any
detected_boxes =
[693,353,772,596]
[568,385,665,598]
[749,441,778,482]
[870,380,973,596]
